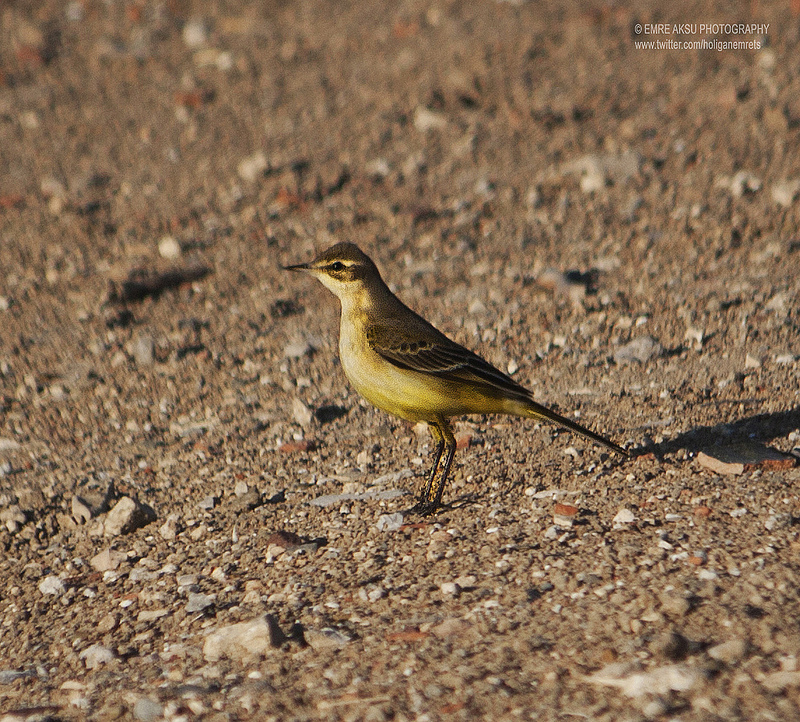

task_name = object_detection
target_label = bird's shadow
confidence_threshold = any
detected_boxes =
[635,406,800,458]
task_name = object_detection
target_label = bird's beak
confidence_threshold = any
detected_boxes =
[283,262,310,272]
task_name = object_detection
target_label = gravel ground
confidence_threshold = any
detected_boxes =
[1,1,800,720]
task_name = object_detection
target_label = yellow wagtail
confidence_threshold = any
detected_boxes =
[285,242,627,514]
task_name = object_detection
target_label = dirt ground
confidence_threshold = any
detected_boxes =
[1,0,800,720]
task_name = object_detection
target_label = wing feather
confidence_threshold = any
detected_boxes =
[366,323,531,401]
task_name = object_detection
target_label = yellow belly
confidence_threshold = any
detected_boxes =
[339,336,501,423]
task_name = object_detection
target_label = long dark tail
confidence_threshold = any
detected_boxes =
[517,398,628,456]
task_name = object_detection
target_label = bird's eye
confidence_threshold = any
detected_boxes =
[329,262,345,272]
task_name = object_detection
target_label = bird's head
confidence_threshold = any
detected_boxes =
[284,242,381,299]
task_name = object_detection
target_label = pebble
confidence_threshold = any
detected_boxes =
[376,513,404,532]
[185,592,215,613]
[90,548,126,572]
[413,106,446,131]
[587,662,700,697]
[431,618,471,639]
[38,576,65,596]
[198,495,217,510]
[553,503,578,527]
[1,506,26,534]
[157,235,182,259]
[283,338,315,359]
[79,644,116,669]
[0,670,35,684]
[304,628,351,651]
[614,335,663,365]
[237,151,268,182]
[771,179,800,207]
[660,592,691,617]
[203,618,275,663]
[133,698,164,722]
[697,443,796,475]
[440,582,459,595]
[612,508,636,525]
[104,496,156,536]
[137,609,169,622]
[717,170,761,197]
[707,638,748,665]
[310,489,407,507]
[292,397,313,427]
[765,513,792,531]
[71,495,93,525]
[182,17,208,48]
[159,513,181,541]
[761,670,800,692]
[131,334,154,366]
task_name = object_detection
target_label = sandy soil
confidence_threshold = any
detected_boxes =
[1,1,799,720]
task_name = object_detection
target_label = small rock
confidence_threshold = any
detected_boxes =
[771,179,800,207]
[684,326,704,350]
[744,353,762,369]
[90,548,126,573]
[641,699,669,718]
[413,106,446,131]
[660,592,691,617]
[199,495,217,510]
[707,638,748,665]
[718,170,761,197]
[230,488,263,511]
[97,613,118,634]
[157,235,182,259]
[440,582,459,595]
[237,151,268,182]
[614,335,663,365]
[309,489,407,507]
[304,627,351,651]
[132,334,154,366]
[762,670,800,692]
[182,17,208,48]
[292,398,313,428]
[587,662,700,697]
[79,644,116,669]
[650,630,690,661]
[158,513,181,541]
[71,496,93,525]
[278,439,315,453]
[765,513,792,531]
[697,443,797,476]
[612,508,636,525]
[553,503,578,527]
[133,698,163,722]
[431,618,471,638]
[38,576,65,596]
[283,338,314,359]
[454,575,477,589]
[185,592,215,613]
[104,496,156,536]
[137,609,169,622]
[0,506,26,534]
[376,513,404,532]
[203,615,299,662]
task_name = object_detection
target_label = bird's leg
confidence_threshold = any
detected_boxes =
[411,419,456,516]
[420,423,445,504]
[427,421,456,512]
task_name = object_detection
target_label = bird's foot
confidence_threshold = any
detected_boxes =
[408,498,442,517]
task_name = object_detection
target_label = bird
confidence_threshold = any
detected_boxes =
[285,242,627,515]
